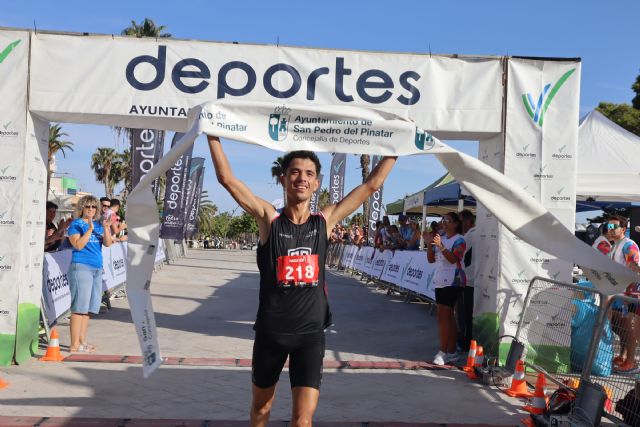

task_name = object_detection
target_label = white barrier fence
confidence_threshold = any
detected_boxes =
[335,244,436,301]
[42,240,167,327]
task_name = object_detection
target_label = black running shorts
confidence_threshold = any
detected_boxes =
[435,286,460,307]
[252,331,325,389]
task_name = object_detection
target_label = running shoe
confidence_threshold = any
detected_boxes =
[433,351,447,366]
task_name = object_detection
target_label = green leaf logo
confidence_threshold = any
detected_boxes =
[2,121,10,130]
[0,40,21,64]
[0,166,8,174]
[522,68,576,127]
[558,144,566,153]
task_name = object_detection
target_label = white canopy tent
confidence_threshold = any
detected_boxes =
[577,110,640,202]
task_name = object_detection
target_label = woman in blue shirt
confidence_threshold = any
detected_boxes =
[67,195,113,352]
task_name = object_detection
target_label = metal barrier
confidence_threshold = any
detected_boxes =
[515,277,606,388]
[581,294,640,425]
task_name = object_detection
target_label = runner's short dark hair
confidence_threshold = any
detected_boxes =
[110,198,121,207]
[100,197,110,204]
[46,201,58,210]
[281,151,321,175]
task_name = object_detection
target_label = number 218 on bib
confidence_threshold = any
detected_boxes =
[276,254,319,288]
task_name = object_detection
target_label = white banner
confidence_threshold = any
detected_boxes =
[371,249,392,279]
[400,251,436,300]
[102,242,128,291]
[352,247,366,272]
[361,247,375,276]
[0,30,30,366]
[126,101,639,377]
[499,59,581,340]
[380,250,408,286]
[42,250,72,327]
[155,239,166,264]
[28,32,503,137]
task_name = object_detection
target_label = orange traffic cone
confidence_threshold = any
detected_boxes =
[0,374,8,389]
[467,345,484,380]
[523,373,549,415]
[40,328,65,362]
[505,360,533,398]
[462,340,477,373]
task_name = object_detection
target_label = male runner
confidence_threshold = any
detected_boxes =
[207,135,396,426]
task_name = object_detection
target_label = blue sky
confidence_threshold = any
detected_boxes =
[2,1,638,216]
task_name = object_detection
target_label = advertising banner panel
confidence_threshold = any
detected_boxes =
[131,128,165,195]
[367,156,383,245]
[309,174,323,215]
[185,165,205,240]
[160,132,193,239]
[102,242,128,291]
[0,30,29,366]
[29,33,504,136]
[329,153,346,206]
[42,250,72,327]
[15,114,49,363]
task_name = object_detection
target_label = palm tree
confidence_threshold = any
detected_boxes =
[121,18,172,38]
[318,188,330,211]
[47,124,74,194]
[91,147,120,198]
[118,149,132,197]
[271,156,286,202]
[360,154,370,220]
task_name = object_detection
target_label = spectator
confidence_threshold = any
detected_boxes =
[398,215,420,250]
[45,201,70,252]
[382,225,403,250]
[456,209,476,353]
[427,212,466,365]
[374,221,384,250]
[421,220,440,250]
[67,195,113,353]
[604,215,640,373]
[109,199,127,241]
[352,224,364,246]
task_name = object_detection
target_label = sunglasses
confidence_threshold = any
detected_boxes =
[441,219,452,224]
[606,223,622,230]
[84,205,98,209]
[102,204,111,208]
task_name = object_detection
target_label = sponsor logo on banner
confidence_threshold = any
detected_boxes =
[414,128,435,150]
[0,255,12,271]
[511,270,529,286]
[0,165,17,182]
[551,144,573,160]
[530,249,551,264]
[515,143,537,159]
[533,164,554,181]
[0,39,21,64]
[0,211,16,226]
[522,68,576,127]
[549,186,572,203]
[0,120,19,138]
[125,46,422,106]
[199,110,248,133]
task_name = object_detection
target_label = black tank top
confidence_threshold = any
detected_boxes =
[255,212,330,334]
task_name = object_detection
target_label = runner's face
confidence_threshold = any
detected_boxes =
[282,158,319,203]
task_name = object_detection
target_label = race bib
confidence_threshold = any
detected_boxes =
[276,254,319,288]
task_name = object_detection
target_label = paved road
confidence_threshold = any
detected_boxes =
[0,249,524,424]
